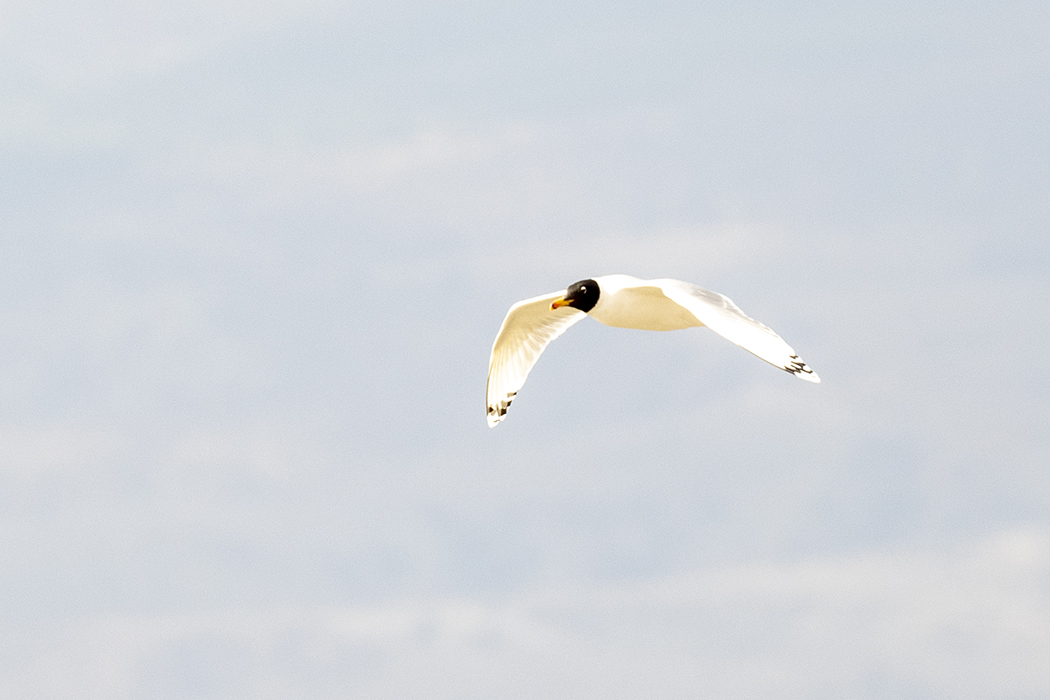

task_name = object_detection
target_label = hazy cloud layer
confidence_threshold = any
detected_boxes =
[5,529,1048,699]
[2,1,1049,698]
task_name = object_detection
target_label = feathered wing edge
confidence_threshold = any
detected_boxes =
[486,291,587,426]
[658,280,820,383]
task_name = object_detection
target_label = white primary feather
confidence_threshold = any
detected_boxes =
[654,278,820,382]
[486,291,586,427]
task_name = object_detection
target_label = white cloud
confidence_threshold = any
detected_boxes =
[137,120,545,223]
[1,0,345,91]
[343,124,540,184]
[0,428,123,473]
[361,223,786,297]
[6,529,1048,699]
[0,95,124,149]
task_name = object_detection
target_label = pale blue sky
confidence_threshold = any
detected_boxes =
[2,1,1049,698]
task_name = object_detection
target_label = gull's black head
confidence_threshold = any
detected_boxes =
[550,278,600,313]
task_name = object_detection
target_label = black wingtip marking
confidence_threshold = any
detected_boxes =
[488,394,515,420]
[785,354,815,376]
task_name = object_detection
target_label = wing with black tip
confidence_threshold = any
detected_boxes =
[486,291,587,426]
[657,279,820,382]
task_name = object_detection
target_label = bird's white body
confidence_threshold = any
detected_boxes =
[485,274,819,426]
[586,275,705,331]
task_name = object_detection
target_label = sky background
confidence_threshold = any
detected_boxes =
[2,1,1049,697]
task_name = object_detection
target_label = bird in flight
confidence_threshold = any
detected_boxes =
[486,274,819,426]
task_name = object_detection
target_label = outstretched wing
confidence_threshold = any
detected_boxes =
[486,291,587,426]
[656,279,820,382]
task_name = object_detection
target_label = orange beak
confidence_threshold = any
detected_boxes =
[550,297,570,310]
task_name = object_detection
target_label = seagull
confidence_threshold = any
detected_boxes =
[486,274,819,426]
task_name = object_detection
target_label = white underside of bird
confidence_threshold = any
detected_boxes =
[486,274,819,426]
